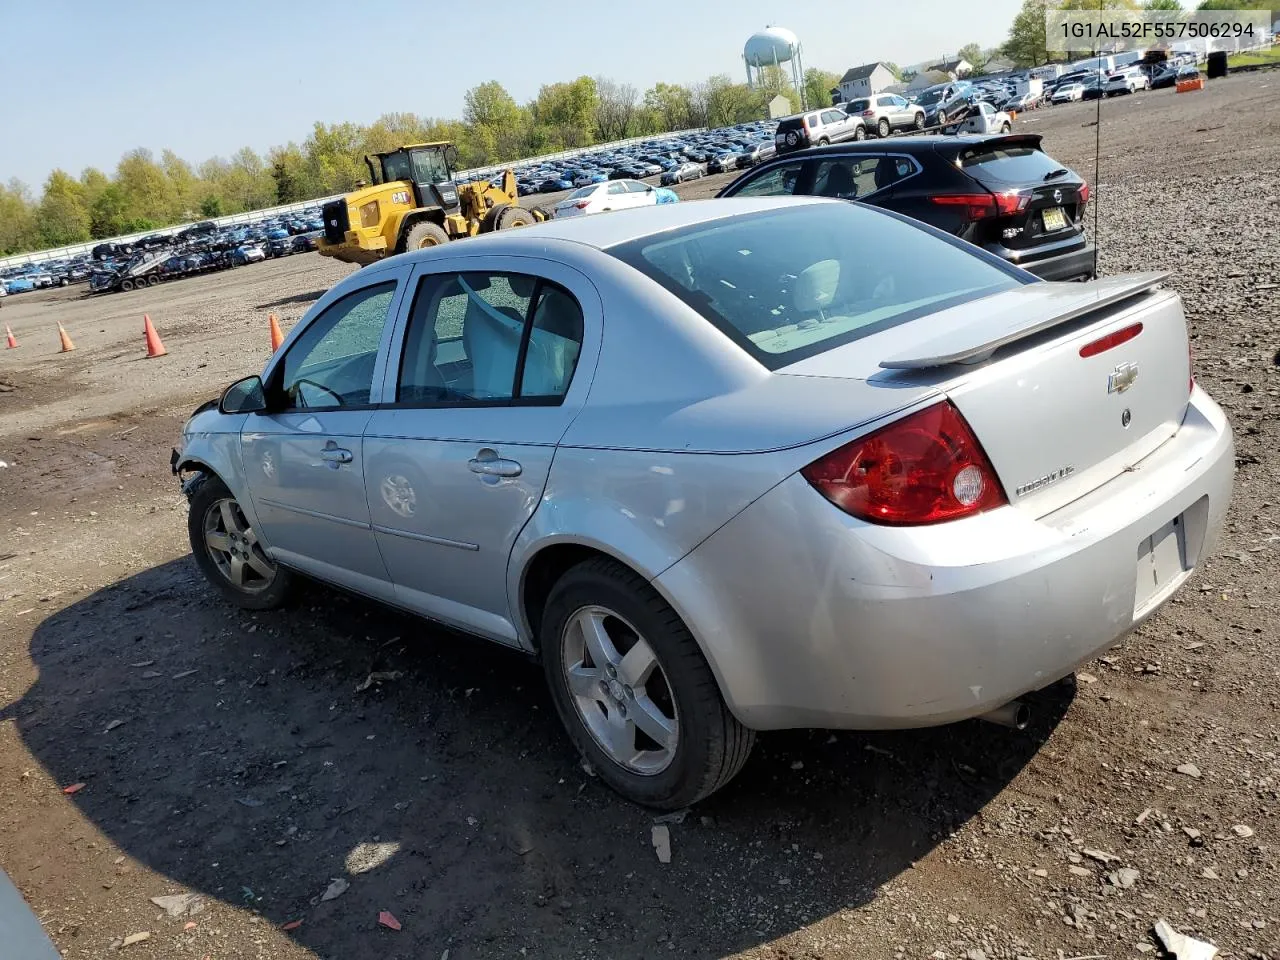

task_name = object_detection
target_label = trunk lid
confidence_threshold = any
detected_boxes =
[950,136,1088,254]
[779,273,1192,517]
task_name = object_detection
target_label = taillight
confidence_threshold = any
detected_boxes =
[929,191,1028,221]
[573,200,591,209]
[1078,182,1090,206]
[862,109,875,117]
[1079,322,1143,357]
[800,401,1007,526]
[1189,341,1195,393]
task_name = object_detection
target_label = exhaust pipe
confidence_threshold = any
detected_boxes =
[978,699,1031,730]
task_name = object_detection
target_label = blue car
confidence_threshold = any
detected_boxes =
[5,277,34,293]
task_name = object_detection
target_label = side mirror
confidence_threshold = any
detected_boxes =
[219,375,267,415]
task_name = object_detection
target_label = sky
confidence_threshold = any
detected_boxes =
[0,0,1023,190]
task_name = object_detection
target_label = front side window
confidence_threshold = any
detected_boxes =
[397,273,584,404]
[277,282,396,409]
[608,204,1023,370]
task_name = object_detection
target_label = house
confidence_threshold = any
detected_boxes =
[836,62,897,102]
[882,82,911,96]
[767,94,791,119]
[982,56,1015,75]
[905,69,954,92]
[925,57,973,78]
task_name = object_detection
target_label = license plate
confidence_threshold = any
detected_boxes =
[1041,206,1068,231]
[1133,513,1188,616]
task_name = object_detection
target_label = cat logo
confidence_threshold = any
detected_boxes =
[391,190,410,205]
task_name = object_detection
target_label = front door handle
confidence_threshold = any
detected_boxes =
[469,448,522,478]
[320,445,353,465]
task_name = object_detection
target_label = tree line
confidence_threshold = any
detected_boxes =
[1,68,842,256]
[999,0,1272,69]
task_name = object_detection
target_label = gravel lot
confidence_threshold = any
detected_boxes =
[0,72,1277,960]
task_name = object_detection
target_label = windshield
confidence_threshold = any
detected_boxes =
[410,148,451,184]
[607,203,1023,370]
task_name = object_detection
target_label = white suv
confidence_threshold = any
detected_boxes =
[1105,67,1149,96]
[774,109,866,153]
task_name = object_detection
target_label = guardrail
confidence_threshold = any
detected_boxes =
[0,128,707,271]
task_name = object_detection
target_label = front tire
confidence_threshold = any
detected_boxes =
[852,126,866,141]
[402,220,450,251]
[187,475,293,610]
[496,205,536,229]
[913,111,925,130]
[540,557,754,809]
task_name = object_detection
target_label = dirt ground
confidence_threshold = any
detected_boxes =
[1,72,1278,960]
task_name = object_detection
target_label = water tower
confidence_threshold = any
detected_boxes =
[744,26,807,108]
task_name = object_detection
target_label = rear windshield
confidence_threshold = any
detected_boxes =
[565,186,596,199]
[776,118,805,132]
[959,145,1068,184]
[848,99,870,112]
[607,203,1023,370]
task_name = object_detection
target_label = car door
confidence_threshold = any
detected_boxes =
[362,258,600,647]
[623,179,656,207]
[602,181,628,211]
[239,271,406,601]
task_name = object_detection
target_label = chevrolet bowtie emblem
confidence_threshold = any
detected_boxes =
[1108,361,1139,394]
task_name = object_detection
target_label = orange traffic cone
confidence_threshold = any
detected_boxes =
[143,314,167,358]
[269,313,284,352]
[57,323,76,352]
[4,325,16,349]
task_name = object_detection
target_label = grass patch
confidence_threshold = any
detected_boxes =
[1229,47,1280,69]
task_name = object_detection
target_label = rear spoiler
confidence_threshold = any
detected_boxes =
[940,133,1044,162]
[880,272,1170,370]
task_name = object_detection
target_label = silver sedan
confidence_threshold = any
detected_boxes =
[173,197,1234,808]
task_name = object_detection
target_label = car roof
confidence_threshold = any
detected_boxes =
[395,197,830,259]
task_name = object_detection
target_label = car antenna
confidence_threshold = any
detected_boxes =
[1091,7,1102,279]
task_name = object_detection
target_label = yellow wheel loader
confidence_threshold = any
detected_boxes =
[315,143,551,265]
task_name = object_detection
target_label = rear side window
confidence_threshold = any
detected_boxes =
[960,145,1068,184]
[607,204,1022,370]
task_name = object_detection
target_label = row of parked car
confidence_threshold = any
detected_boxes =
[454,121,784,197]
[86,212,325,294]
[0,209,325,299]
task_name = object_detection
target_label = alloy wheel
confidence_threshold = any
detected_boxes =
[203,497,277,594]
[561,605,679,775]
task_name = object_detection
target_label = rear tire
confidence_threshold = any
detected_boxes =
[147,274,160,286]
[877,118,890,138]
[402,220,450,251]
[1001,122,1011,133]
[540,557,754,809]
[496,206,536,229]
[119,279,135,292]
[187,475,294,611]
[817,137,830,146]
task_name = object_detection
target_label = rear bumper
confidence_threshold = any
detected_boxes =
[1016,242,1097,281]
[655,387,1233,731]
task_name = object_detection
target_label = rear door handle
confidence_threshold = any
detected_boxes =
[469,448,522,478]
[320,445,353,465]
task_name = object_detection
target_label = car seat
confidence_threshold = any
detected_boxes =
[792,259,840,322]
[819,163,857,200]
[461,277,528,398]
